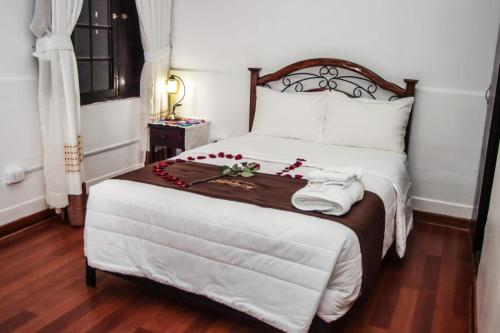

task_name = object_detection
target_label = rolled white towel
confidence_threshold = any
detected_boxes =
[305,166,364,187]
[291,180,365,216]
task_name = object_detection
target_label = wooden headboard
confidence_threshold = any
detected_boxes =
[248,58,418,151]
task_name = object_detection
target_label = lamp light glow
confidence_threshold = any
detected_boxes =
[166,78,179,94]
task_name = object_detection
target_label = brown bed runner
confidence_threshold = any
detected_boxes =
[115,161,385,293]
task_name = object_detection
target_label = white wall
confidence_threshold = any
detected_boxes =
[0,0,142,225]
[1,0,499,224]
[171,0,500,218]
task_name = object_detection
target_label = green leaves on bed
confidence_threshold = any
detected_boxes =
[221,162,260,178]
[190,162,261,186]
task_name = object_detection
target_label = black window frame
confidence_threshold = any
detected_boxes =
[72,0,144,105]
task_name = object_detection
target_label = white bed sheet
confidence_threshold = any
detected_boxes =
[84,134,412,332]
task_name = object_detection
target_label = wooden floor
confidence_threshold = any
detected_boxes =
[0,217,474,333]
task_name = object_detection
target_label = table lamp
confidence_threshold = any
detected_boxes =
[166,74,185,121]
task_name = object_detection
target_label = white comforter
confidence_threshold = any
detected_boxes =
[84,134,412,333]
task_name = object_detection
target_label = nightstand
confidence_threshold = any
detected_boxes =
[148,120,209,163]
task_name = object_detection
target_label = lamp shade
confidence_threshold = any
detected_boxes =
[166,77,179,94]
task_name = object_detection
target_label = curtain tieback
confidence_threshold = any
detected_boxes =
[144,47,170,63]
[34,35,74,57]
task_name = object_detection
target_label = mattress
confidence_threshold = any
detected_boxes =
[84,133,412,333]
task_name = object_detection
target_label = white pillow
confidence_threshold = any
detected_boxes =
[251,87,329,142]
[323,91,414,153]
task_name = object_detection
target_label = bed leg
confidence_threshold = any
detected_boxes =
[85,259,96,287]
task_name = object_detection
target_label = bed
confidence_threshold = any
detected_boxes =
[84,58,417,333]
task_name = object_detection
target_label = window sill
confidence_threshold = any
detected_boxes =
[81,95,140,107]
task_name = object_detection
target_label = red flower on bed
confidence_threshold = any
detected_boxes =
[187,156,195,161]
[226,154,234,159]
[175,180,188,188]
[209,154,217,158]
[218,152,225,158]
[197,156,206,160]
[234,154,243,160]
[294,175,303,180]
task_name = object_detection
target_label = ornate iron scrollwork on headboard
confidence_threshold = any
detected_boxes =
[266,65,400,101]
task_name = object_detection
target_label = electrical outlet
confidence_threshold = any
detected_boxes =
[3,166,26,185]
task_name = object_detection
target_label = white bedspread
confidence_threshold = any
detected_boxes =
[84,134,412,333]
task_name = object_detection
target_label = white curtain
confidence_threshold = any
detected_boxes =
[30,0,84,209]
[135,0,174,155]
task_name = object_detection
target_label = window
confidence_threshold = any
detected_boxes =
[73,0,144,105]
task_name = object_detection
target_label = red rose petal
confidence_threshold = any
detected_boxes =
[197,156,206,160]
[175,180,185,187]
[235,154,243,160]
[209,154,217,158]
[289,166,296,170]
[226,154,234,159]
[218,152,225,158]
[187,157,195,161]
[294,175,303,179]
[294,161,302,167]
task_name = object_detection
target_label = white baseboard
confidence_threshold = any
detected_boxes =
[85,163,144,189]
[0,196,48,226]
[411,196,473,220]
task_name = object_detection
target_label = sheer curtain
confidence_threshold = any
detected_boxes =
[135,0,174,159]
[30,0,85,226]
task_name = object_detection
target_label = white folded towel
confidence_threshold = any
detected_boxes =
[305,166,364,187]
[291,180,365,216]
